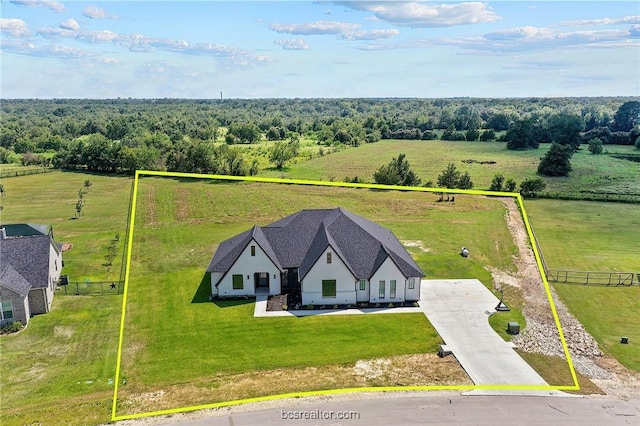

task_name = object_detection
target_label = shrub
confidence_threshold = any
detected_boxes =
[588,138,604,155]
[635,136,640,150]
[1,321,24,334]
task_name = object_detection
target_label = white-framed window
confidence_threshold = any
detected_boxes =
[359,279,366,291]
[379,280,385,299]
[326,252,332,264]
[232,274,244,290]
[322,280,336,298]
[1,300,14,321]
[408,278,415,290]
[390,280,396,298]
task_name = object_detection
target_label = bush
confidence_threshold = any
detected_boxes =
[1,321,24,334]
[520,178,546,198]
[588,138,604,155]
[635,136,640,150]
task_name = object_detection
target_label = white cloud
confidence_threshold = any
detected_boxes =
[0,18,31,38]
[59,18,80,31]
[335,1,501,27]
[1,40,92,59]
[355,25,638,53]
[269,20,360,35]
[562,15,640,26]
[274,38,310,50]
[340,28,400,41]
[9,0,64,12]
[82,5,117,20]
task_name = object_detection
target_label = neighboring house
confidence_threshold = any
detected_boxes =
[206,208,424,305]
[0,224,63,326]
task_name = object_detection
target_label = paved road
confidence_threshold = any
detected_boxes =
[419,279,564,394]
[157,395,640,425]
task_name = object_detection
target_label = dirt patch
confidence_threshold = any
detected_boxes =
[117,354,471,416]
[494,197,640,399]
[402,240,431,252]
[53,326,74,339]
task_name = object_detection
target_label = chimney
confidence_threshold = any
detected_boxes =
[0,227,6,240]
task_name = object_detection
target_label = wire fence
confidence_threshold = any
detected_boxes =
[0,167,54,179]
[61,281,123,295]
[546,270,638,286]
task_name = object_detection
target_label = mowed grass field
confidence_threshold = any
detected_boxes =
[265,140,640,197]
[525,199,640,371]
[116,176,520,415]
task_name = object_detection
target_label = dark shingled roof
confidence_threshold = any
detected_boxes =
[0,264,32,296]
[207,208,424,280]
[0,234,54,289]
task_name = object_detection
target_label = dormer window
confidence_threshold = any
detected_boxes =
[251,245,256,256]
[327,252,332,264]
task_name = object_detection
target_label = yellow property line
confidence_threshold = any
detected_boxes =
[111,170,579,421]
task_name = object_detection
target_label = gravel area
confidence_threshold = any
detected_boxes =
[495,197,640,399]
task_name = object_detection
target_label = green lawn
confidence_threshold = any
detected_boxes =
[264,140,640,197]
[0,295,121,426]
[116,176,520,414]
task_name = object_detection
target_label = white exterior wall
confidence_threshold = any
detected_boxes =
[210,272,223,296]
[216,239,281,297]
[356,279,369,302]
[405,277,421,301]
[369,257,406,303]
[45,242,62,313]
[301,247,356,305]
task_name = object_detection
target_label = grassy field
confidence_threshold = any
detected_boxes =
[525,198,640,371]
[0,170,131,281]
[264,140,640,197]
[525,199,640,272]
[116,177,521,415]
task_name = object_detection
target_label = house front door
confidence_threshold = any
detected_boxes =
[254,272,270,289]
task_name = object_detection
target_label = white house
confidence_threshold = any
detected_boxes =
[0,224,63,326]
[206,208,424,305]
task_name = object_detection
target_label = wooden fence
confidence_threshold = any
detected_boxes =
[546,270,638,286]
[0,167,54,179]
[61,281,123,295]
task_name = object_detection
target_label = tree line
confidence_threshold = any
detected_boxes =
[1,98,638,175]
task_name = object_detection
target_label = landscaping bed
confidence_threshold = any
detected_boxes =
[266,291,419,312]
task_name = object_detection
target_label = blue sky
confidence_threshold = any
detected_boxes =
[1,1,639,98]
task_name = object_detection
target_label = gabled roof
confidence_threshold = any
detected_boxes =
[207,208,424,280]
[0,264,32,296]
[0,233,56,289]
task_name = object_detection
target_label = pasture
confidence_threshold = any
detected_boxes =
[265,140,640,198]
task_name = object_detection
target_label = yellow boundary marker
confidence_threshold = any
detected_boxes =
[111,170,579,422]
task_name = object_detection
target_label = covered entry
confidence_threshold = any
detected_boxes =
[254,272,270,289]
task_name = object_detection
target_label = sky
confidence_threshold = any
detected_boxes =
[1,1,639,98]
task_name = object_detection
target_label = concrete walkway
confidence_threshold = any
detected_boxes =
[419,279,569,396]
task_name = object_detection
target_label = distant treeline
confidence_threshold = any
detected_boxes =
[1,97,638,175]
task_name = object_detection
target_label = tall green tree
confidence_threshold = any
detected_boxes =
[538,143,574,176]
[373,153,421,186]
[436,163,461,189]
[546,114,584,150]
[613,101,640,132]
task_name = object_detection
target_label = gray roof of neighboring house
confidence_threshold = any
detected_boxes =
[0,264,32,296]
[2,223,51,237]
[206,208,424,281]
[0,234,55,290]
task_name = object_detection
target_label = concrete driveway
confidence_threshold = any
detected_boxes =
[419,279,567,395]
